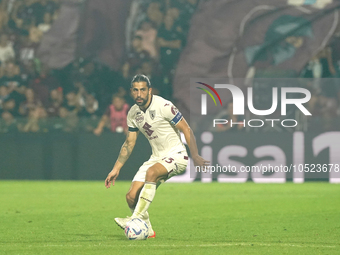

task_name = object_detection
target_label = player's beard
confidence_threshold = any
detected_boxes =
[135,94,149,107]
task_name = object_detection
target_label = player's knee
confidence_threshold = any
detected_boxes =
[145,168,158,182]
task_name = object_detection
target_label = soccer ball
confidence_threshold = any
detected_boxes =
[125,218,149,240]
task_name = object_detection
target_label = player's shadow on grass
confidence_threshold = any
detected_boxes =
[66,234,126,241]
[106,234,126,240]
[78,233,126,241]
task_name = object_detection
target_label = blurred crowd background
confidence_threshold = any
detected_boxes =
[0,0,340,134]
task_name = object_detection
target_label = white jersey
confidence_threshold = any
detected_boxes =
[127,95,187,158]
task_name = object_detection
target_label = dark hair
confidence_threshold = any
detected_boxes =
[133,35,142,40]
[139,19,156,29]
[112,93,124,100]
[131,74,151,88]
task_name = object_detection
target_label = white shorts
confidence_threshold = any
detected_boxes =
[132,151,188,183]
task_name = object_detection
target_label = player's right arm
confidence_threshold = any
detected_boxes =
[105,130,139,188]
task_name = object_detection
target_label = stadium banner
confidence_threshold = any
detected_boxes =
[0,131,339,183]
[173,0,340,118]
[181,78,340,183]
[38,0,83,68]
[77,0,132,70]
[0,133,151,181]
[38,0,132,70]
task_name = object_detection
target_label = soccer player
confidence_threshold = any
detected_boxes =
[105,74,209,238]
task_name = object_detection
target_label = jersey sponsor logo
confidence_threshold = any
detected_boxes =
[136,116,144,123]
[171,106,178,115]
[135,112,144,123]
[149,135,158,140]
[142,122,154,136]
[149,110,156,120]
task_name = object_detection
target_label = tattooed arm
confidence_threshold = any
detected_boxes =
[105,131,139,188]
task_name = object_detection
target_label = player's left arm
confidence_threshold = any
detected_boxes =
[176,118,210,167]
[162,103,209,167]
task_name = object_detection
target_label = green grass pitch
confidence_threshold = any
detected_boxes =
[0,181,339,255]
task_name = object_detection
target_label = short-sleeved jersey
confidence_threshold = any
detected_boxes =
[127,95,186,158]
